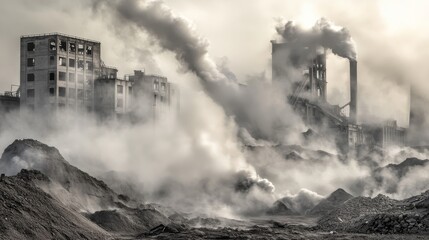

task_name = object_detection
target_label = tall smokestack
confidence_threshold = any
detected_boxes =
[349,60,357,124]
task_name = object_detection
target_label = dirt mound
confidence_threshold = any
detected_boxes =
[375,158,429,180]
[0,170,110,240]
[0,139,119,211]
[309,188,353,216]
[318,194,399,231]
[351,212,429,234]
[89,208,170,235]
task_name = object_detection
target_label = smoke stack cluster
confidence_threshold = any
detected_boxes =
[349,60,357,124]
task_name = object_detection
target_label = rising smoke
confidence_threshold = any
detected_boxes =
[275,18,357,60]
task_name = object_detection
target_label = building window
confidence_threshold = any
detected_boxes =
[117,85,123,94]
[49,72,55,81]
[154,94,157,106]
[59,40,67,51]
[59,57,67,67]
[161,83,166,91]
[117,99,123,108]
[27,89,35,98]
[27,58,35,67]
[78,60,84,70]
[69,59,75,68]
[77,89,84,99]
[58,87,66,97]
[69,42,76,53]
[49,39,56,51]
[86,45,92,55]
[59,71,66,81]
[77,44,84,55]
[27,73,35,82]
[49,87,55,96]
[86,61,93,71]
[50,55,55,65]
[153,81,159,90]
[69,73,75,82]
[27,42,35,52]
[128,86,132,94]
[68,88,76,98]
[78,74,84,84]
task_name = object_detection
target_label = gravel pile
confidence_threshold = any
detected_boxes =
[0,170,110,240]
[308,188,353,216]
[318,194,399,231]
[352,212,429,234]
[0,139,121,210]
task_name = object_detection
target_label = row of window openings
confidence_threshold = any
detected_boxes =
[153,82,167,91]
[27,57,93,70]
[27,41,92,55]
[27,73,93,83]
[27,88,85,98]
[116,85,133,95]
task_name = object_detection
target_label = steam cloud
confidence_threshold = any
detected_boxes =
[276,18,357,60]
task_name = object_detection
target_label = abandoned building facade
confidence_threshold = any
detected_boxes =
[20,33,101,112]
[18,33,177,118]
[271,41,406,151]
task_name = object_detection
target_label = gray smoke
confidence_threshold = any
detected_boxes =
[276,18,357,60]
[91,0,304,144]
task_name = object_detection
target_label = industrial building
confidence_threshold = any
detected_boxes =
[20,33,101,112]
[19,33,177,119]
[94,66,133,117]
[0,87,20,113]
[128,70,179,120]
[271,40,406,152]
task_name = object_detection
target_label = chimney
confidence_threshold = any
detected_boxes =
[349,60,357,124]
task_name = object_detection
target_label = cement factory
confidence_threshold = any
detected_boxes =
[272,40,407,153]
[0,32,419,152]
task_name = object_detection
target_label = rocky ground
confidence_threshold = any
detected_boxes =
[1,139,429,239]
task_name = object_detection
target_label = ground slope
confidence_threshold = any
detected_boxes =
[0,169,111,240]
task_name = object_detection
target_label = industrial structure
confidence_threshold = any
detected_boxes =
[18,33,177,119]
[0,87,20,113]
[20,33,101,112]
[272,41,406,152]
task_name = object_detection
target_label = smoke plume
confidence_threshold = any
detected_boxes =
[276,18,357,60]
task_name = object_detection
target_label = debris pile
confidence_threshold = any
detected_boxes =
[318,194,399,231]
[0,169,109,240]
[352,213,429,234]
[309,188,353,216]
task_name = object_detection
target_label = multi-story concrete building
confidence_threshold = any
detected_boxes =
[129,70,179,120]
[20,33,101,112]
[94,66,133,117]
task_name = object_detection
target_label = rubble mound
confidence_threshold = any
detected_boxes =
[0,139,118,210]
[351,212,429,234]
[309,188,353,216]
[267,199,297,215]
[404,189,429,209]
[0,170,109,240]
[318,194,399,231]
[375,158,429,180]
[89,208,170,235]
[268,189,323,215]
